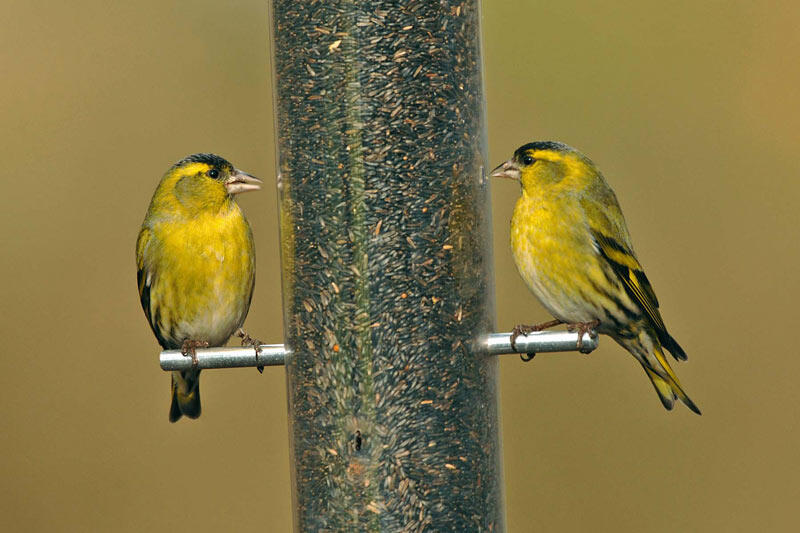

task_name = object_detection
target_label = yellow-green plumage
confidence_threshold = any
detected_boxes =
[495,141,700,414]
[136,153,260,422]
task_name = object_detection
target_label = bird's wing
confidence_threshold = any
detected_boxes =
[580,195,666,335]
[136,227,170,349]
[136,228,152,322]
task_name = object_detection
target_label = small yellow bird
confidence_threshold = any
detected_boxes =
[136,154,261,422]
[492,141,700,414]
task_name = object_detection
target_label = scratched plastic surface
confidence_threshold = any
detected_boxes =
[272,1,502,530]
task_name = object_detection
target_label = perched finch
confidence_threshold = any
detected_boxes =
[136,153,260,421]
[493,141,700,414]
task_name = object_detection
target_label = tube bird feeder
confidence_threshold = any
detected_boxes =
[270,1,503,530]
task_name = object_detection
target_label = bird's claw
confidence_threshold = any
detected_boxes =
[180,339,209,369]
[510,319,564,352]
[237,329,264,373]
[510,324,535,352]
[566,320,599,353]
[520,352,536,362]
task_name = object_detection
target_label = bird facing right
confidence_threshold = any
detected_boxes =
[492,141,700,414]
[136,153,261,422]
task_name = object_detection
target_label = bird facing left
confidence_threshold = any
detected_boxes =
[136,153,261,422]
[493,141,700,415]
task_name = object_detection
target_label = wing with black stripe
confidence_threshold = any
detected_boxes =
[581,190,688,361]
[136,228,171,349]
[592,231,675,341]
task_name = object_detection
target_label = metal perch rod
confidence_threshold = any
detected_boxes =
[159,331,599,371]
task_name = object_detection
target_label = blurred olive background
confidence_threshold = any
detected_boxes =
[2,1,798,531]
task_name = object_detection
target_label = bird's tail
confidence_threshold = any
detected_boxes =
[622,331,701,415]
[661,331,688,361]
[170,370,201,422]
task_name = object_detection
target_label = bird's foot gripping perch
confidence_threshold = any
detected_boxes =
[180,339,209,369]
[566,320,600,353]
[510,319,564,361]
[237,329,264,373]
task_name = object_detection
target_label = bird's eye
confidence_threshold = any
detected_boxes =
[522,155,535,166]
[208,168,219,179]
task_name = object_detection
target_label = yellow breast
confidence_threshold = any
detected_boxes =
[510,192,601,323]
[147,204,255,345]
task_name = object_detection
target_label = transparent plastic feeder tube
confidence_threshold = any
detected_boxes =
[270,1,503,530]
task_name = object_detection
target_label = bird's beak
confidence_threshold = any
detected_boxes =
[490,160,521,181]
[226,169,262,195]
